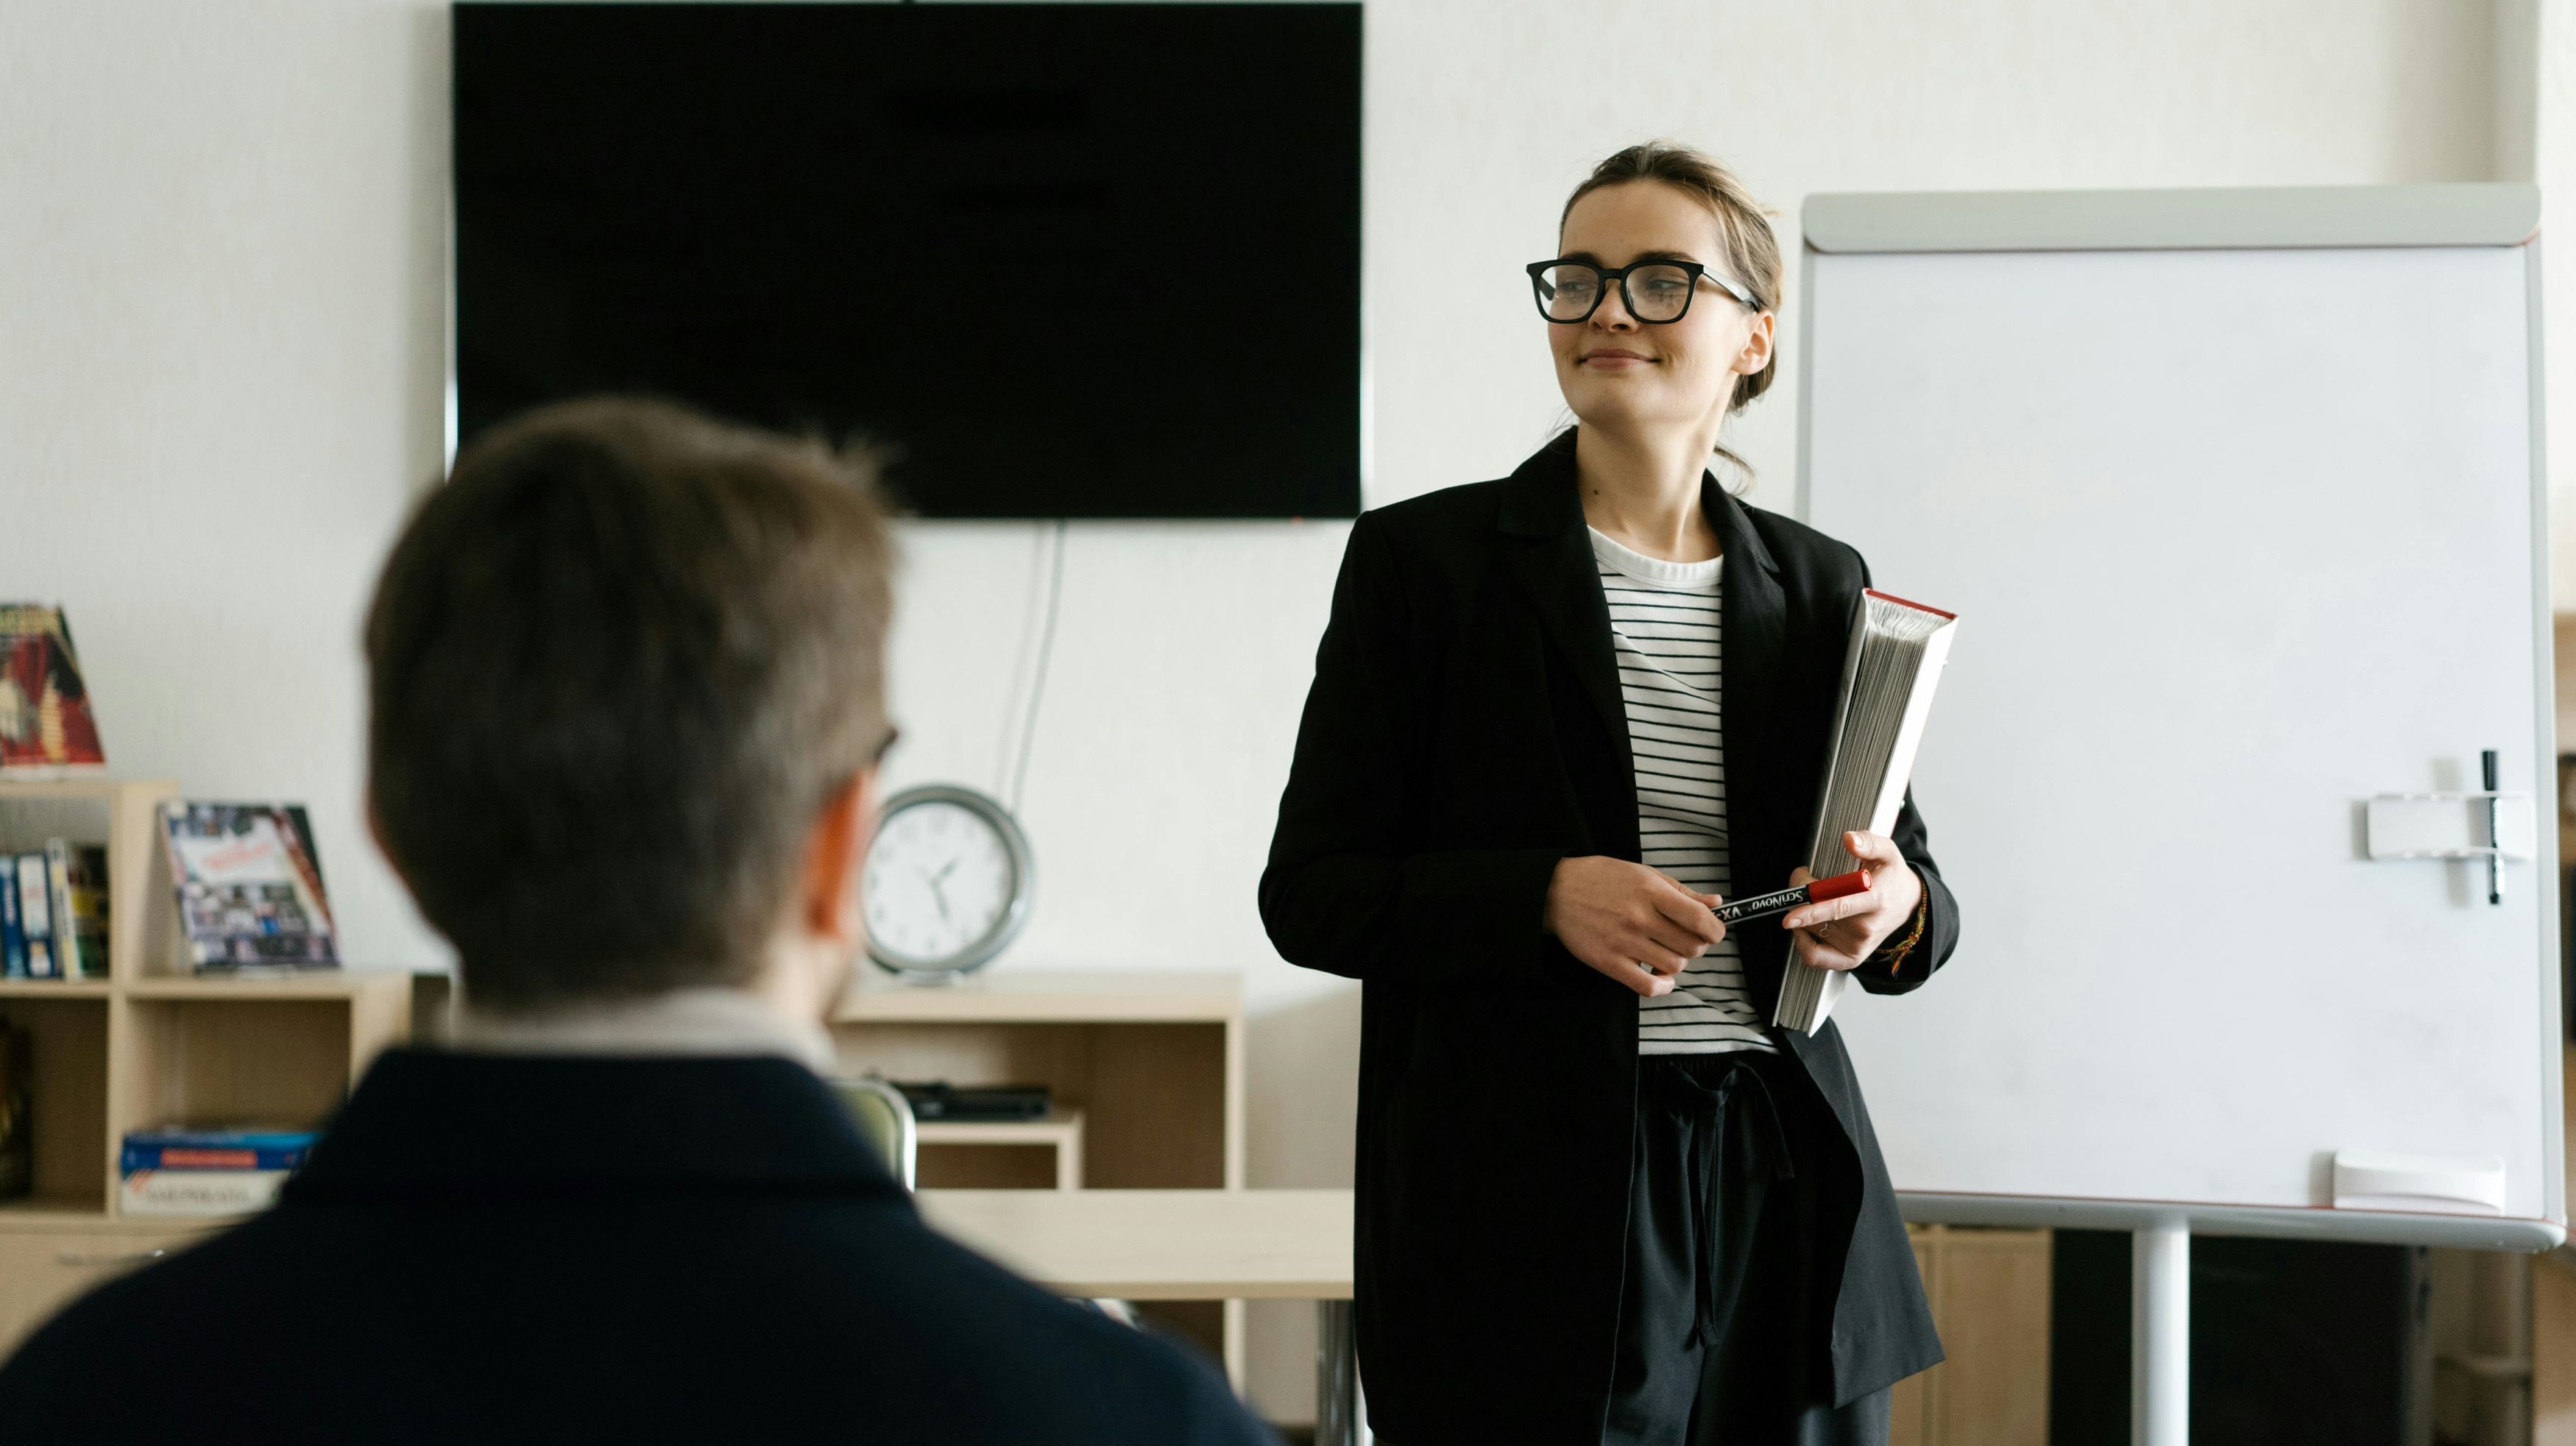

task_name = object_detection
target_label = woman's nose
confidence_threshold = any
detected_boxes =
[1590,286,1638,331]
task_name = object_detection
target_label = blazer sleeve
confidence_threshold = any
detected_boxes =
[1259,511,1570,987]
[1852,784,1958,996]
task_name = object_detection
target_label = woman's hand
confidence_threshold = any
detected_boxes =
[1543,856,1724,998]
[1782,830,1922,973]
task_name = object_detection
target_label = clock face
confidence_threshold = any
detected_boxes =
[863,797,1022,970]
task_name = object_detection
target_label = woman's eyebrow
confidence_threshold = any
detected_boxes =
[1556,247,1707,266]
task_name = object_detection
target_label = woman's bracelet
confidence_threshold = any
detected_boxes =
[1870,892,1930,975]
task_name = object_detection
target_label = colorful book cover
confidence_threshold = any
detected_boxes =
[0,604,105,774]
[0,857,21,979]
[15,851,54,979]
[55,841,107,979]
[44,840,79,979]
[158,804,339,970]
[119,1127,319,1175]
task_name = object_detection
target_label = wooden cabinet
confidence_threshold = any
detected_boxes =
[829,970,1245,1378]
[0,1219,210,1350]
[0,779,413,1356]
[1889,1225,2052,1446]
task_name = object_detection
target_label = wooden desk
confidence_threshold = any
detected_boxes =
[919,1188,1363,1442]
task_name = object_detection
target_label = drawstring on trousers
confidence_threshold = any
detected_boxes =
[1655,1057,1797,1348]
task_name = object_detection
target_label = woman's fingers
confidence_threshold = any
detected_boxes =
[1581,946,1674,996]
[1648,882,1724,947]
[1844,830,1903,868]
[1782,887,1878,932]
[1792,927,1868,974]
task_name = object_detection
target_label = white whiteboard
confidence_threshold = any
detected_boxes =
[1797,187,2565,1247]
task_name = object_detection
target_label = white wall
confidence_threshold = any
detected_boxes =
[0,0,2516,1421]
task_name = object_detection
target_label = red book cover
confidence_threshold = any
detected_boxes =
[0,605,105,773]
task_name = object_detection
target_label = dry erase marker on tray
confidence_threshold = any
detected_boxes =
[1713,870,1869,925]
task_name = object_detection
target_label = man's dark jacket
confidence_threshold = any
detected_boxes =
[0,1049,1275,1445]
[1260,430,1960,1442]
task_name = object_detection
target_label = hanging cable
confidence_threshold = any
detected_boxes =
[1009,518,1067,815]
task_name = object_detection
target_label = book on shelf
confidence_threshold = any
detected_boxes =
[1772,589,1958,1036]
[13,849,54,979]
[0,856,19,978]
[160,803,339,971]
[119,1125,319,1216]
[46,839,107,979]
[0,603,106,776]
[0,840,109,980]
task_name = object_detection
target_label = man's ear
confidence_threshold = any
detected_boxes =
[801,768,877,943]
[364,789,411,892]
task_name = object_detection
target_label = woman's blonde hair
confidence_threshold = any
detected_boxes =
[1560,142,1783,472]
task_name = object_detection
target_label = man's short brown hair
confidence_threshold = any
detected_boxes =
[364,397,896,1012]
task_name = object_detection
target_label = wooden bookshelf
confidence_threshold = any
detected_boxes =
[832,968,1245,1379]
[0,778,413,1353]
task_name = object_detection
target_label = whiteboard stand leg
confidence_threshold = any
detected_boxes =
[2131,1222,2189,1446]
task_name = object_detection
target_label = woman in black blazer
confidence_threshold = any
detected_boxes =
[1261,143,1960,1445]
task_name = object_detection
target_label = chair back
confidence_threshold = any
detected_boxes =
[829,1077,918,1191]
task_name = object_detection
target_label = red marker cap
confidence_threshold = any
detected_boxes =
[1808,869,1870,903]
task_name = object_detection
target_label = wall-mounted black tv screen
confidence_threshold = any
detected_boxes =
[453,3,1362,520]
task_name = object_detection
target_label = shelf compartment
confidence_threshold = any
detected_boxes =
[0,995,111,1214]
[107,984,408,1217]
[0,779,175,984]
[916,1108,1085,1190]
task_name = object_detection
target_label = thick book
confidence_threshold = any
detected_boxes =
[0,603,106,775]
[1772,590,1958,1035]
[120,1126,319,1174]
[159,803,339,971]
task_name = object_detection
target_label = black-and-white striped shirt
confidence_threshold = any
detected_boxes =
[1591,527,1775,1056]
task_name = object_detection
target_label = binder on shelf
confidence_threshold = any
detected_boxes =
[0,856,21,978]
[45,839,105,980]
[13,851,54,979]
[1772,589,1958,1035]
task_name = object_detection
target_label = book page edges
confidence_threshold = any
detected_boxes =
[1774,614,1957,1035]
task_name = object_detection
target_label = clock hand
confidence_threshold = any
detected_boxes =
[928,876,951,924]
[931,857,960,885]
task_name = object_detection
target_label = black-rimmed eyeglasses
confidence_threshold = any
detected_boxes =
[1524,258,1758,325]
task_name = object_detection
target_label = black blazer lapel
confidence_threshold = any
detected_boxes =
[1497,435,1638,859]
[1706,474,1800,1010]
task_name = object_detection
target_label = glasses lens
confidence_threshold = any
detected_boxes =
[1538,264,1602,322]
[1628,264,1696,322]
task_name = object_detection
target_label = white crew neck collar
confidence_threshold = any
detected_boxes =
[1588,526,1724,589]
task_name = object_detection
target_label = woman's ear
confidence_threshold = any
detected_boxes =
[1734,310,1777,377]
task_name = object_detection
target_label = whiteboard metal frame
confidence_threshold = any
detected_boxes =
[1791,182,2565,1253]
[1803,182,2538,255]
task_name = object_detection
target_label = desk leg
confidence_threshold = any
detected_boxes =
[1316,1299,1370,1446]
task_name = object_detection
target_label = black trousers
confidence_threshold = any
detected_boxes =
[1602,1050,1892,1446]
